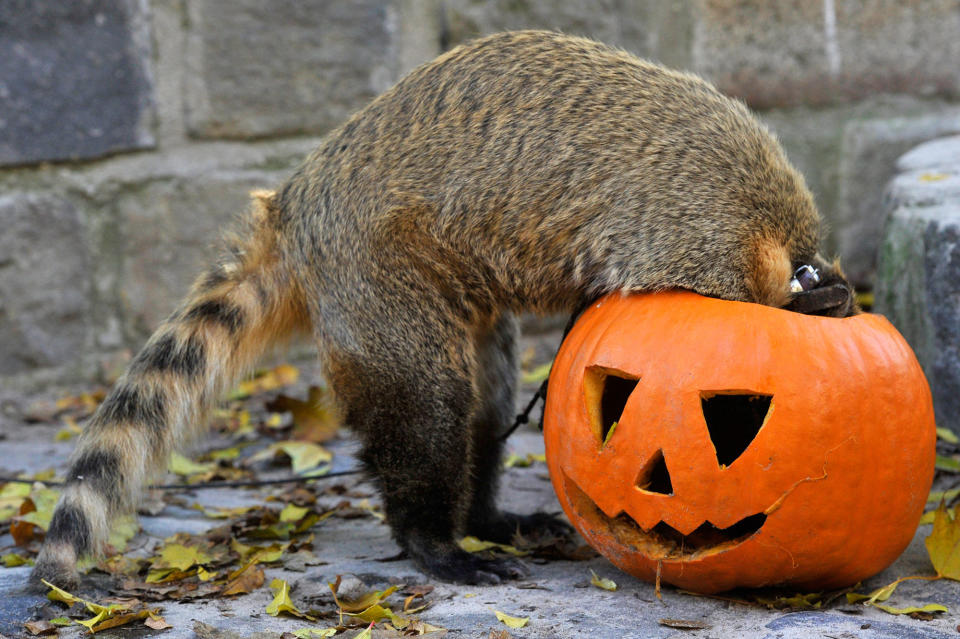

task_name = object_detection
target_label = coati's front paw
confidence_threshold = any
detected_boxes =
[470,511,574,545]
[417,547,527,585]
[785,264,857,317]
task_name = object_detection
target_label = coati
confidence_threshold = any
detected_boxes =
[33,30,855,588]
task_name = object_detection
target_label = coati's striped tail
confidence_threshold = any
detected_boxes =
[32,191,309,588]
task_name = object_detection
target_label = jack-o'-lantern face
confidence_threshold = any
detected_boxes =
[543,291,935,593]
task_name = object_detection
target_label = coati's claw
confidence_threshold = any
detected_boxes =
[471,511,574,544]
[418,549,527,585]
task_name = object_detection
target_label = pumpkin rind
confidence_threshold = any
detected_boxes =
[543,291,936,593]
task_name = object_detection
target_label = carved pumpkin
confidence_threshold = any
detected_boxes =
[543,291,935,593]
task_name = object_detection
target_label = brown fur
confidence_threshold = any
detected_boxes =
[34,31,854,588]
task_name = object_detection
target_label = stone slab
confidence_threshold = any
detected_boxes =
[1,428,957,638]
[0,193,91,377]
[0,0,154,167]
[875,135,960,433]
[441,0,656,57]
[692,0,960,109]
[184,0,440,139]
[837,111,960,286]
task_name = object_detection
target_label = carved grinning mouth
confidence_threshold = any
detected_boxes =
[563,472,767,560]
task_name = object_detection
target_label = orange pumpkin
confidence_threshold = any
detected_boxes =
[543,291,935,593]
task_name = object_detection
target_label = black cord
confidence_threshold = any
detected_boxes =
[0,469,363,490]
[498,299,592,443]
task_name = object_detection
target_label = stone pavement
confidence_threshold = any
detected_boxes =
[1,390,958,638]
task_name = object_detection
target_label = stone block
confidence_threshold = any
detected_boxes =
[693,0,960,109]
[440,0,656,57]
[837,110,960,286]
[106,170,292,341]
[184,0,442,139]
[875,135,960,433]
[0,0,154,166]
[0,193,91,375]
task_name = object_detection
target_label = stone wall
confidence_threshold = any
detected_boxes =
[2,0,959,387]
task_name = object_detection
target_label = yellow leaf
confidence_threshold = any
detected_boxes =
[266,578,315,620]
[602,421,618,446]
[521,362,552,384]
[919,172,949,182]
[292,630,338,638]
[590,569,618,591]
[251,441,332,475]
[167,452,217,476]
[85,609,153,633]
[459,536,528,557]
[154,543,212,571]
[937,427,960,444]
[503,452,546,468]
[926,502,960,580]
[354,624,373,639]
[928,488,960,504]
[107,516,139,553]
[336,585,398,613]
[228,364,299,399]
[268,386,341,442]
[280,503,310,522]
[2,553,31,567]
[43,580,84,606]
[493,610,529,628]
[872,602,947,615]
[197,566,218,581]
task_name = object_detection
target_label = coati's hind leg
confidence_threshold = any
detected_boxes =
[464,313,572,544]
[318,295,525,585]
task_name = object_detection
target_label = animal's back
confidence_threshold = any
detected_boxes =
[280,30,821,314]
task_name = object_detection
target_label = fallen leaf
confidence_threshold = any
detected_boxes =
[503,453,546,468]
[937,427,960,444]
[23,620,56,636]
[589,569,617,591]
[658,618,711,630]
[222,563,265,596]
[928,488,960,504]
[168,452,217,477]
[521,362,552,384]
[227,364,299,400]
[935,455,960,472]
[459,536,528,557]
[919,172,950,182]
[2,552,32,567]
[493,610,529,628]
[280,503,310,523]
[144,615,173,630]
[251,441,332,475]
[872,603,947,616]
[926,502,960,579]
[266,578,315,621]
[267,386,341,443]
[292,630,338,638]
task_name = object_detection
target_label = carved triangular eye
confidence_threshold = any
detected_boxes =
[635,448,673,495]
[701,393,772,467]
[583,366,639,447]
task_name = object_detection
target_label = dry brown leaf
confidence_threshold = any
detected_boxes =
[222,564,265,596]
[23,620,56,636]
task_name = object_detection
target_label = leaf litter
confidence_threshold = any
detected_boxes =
[12,360,958,634]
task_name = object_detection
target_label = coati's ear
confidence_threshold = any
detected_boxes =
[785,257,860,317]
